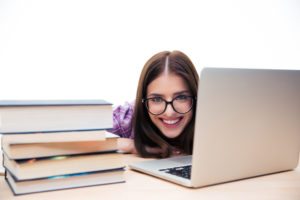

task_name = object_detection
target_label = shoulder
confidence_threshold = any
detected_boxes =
[110,101,135,138]
[113,101,134,119]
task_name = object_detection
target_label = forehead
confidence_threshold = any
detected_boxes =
[147,73,190,97]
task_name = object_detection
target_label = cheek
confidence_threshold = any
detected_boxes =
[149,114,159,125]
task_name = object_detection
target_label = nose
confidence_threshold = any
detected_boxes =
[164,103,176,116]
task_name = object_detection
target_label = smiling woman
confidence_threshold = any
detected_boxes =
[108,50,199,158]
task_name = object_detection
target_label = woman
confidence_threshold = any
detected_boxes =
[110,50,199,158]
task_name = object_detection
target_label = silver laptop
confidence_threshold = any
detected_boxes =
[129,68,300,188]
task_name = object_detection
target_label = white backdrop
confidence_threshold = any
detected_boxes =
[1,0,299,106]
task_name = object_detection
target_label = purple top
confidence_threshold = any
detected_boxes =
[108,102,135,139]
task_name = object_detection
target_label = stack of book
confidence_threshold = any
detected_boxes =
[0,100,125,195]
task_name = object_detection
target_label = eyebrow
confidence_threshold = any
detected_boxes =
[147,90,191,98]
[173,90,191,96]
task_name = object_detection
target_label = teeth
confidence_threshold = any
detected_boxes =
[163,119,180,125]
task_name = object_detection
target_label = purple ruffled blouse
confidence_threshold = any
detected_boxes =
[108,101,135,139]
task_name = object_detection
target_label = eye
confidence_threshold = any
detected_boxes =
[175,95,189,101]
[149,97,164,103]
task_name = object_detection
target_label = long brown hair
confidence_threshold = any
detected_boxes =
[132,50,199,158]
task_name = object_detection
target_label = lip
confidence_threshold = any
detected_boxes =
[159,117,183,128]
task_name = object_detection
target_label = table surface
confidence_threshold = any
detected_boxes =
[0,153,300,200]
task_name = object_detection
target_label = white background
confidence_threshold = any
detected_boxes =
[1,0,300,106]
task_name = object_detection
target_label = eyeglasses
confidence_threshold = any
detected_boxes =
[142,95,195,115]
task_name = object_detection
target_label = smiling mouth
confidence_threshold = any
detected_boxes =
[160,117,183,126]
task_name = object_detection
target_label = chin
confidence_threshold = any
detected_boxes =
[161,129,182,139]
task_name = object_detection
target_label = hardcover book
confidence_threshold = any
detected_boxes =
[0,134,4,176]
[3,152,124,180]
[0,100,113,133]
[2,131,118,159]
[5,168,125,195]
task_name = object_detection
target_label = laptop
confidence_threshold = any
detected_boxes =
[129,68,300,188]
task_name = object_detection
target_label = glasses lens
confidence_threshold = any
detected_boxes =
[146,97,166,115]
[172,96,193,114]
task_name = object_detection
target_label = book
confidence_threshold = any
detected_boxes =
[1,130,108,144]
[5,168,125,195]
[2,131,118,159]
[3,153,124,180]
[1,134,4,176]
[0,100,113,133]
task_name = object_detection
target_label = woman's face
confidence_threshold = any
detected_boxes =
[146,72,193,138]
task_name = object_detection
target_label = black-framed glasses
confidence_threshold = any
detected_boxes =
[142,95,196,115]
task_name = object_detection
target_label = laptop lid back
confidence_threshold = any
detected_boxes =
[191,68,300,187]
